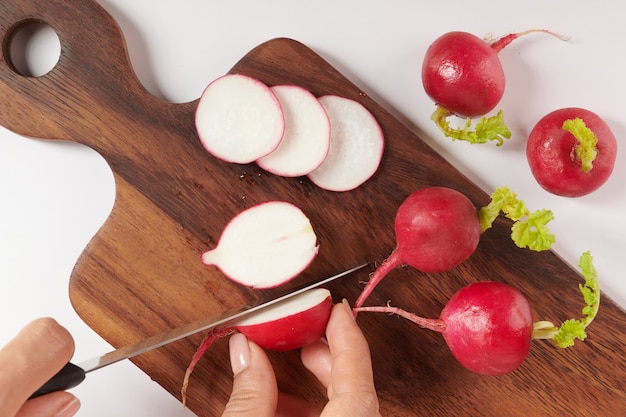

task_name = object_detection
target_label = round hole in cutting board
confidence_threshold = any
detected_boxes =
[7,21,60,77]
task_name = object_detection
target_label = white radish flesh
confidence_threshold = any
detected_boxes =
[308,95,384,192]
[195,74,285,164]
[256,85,330,177]
[201,201,319,289]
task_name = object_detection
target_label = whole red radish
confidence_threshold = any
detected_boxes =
[355,187,481,308]
[355,252,600,375]
[423,31,506,119]
[526,107,617,197]
[356,282,534,375]
[423,30,566,144]
[182,288,333,406]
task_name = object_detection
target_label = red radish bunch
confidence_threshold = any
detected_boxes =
[201,201,319,289]
[182,288,333,406]
[355,186,481,308]
[357,282,534,375]
[195,73,384,191]
[526,107,618,197]
[422,29,566,144]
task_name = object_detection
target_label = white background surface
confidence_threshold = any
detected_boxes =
[1,1,624,416]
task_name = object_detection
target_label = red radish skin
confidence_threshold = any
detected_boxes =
[195,74,285,164]
[355,282,534,376]
[355,187,481,308]
[422,29,566,118]
[181,288,333,406]
[526,107,618,197]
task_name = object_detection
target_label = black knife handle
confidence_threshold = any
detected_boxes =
[29,362,86,399]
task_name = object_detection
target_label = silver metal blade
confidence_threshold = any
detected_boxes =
[77,263,368,373]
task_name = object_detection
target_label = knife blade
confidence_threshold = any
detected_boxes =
[30,263,368,398]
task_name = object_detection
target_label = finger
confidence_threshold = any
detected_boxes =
[301,338,332,389]
[15,391,80,417]
[222,333,278,417]
[275,392,321,417]
[0,318,75,417]
[322,300,380,417]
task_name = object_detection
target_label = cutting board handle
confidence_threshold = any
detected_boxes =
[0,0,183,149]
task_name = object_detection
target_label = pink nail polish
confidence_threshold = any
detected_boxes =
[56,397,81,417]
[229,333,250,375]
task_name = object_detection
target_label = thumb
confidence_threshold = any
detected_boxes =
[222,333,278,417]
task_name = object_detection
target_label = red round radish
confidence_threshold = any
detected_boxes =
[182,288,333,406]
[201,201,319,289]
[195,73,285,164]
[256,85,330,177]
[355,281,534,376]
[355,187,480,308]
[422,29,565,118]
[307,95,384,192]
[422,31,505,118]
[526,107,617,197]
[440,282,533,375]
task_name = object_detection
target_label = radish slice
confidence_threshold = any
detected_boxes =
[307,95,384,192]
[181,288,332,406]
[201,201,319,289]
[256,85,330,177]
[195,74,285,164]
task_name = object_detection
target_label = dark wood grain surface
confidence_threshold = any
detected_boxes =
[1,1,624,416]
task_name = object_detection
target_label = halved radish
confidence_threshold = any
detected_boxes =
[181,288,333,406]
[307,95,384,191]
[256,85,331,177]
[195,73,285,164]
[201,201,319,289]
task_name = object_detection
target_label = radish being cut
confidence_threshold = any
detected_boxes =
[182,288,333,406]
[256,85,330,177]
[307,95,384,192]
[195,73,285,164]
[202,201,318,289]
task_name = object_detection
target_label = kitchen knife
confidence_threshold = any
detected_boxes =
[30,263,368,398]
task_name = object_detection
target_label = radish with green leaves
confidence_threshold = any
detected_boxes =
[182,288,333,406]
[422,29,567,145]
[355,252,599,375]
[355,186,555,309]
[526,107,618,197]
[201,201,318,289]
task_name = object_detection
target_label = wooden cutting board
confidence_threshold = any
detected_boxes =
[1,1,624,416]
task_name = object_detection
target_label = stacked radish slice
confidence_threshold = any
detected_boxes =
[195,74,384,191]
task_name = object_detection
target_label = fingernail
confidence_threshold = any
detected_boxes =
[229,333,250,376]
[56,397,80,417]
[342,298,356,320]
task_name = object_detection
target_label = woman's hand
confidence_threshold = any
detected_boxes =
[0,318,80,417]
[222,300,380,417]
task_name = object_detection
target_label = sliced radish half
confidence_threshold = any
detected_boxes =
[256,85,331,177]
[201,201,319,289]
[181,288,332,406]
[308,95,384,191]
[195,74,285,164]
[234,287,332,350]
